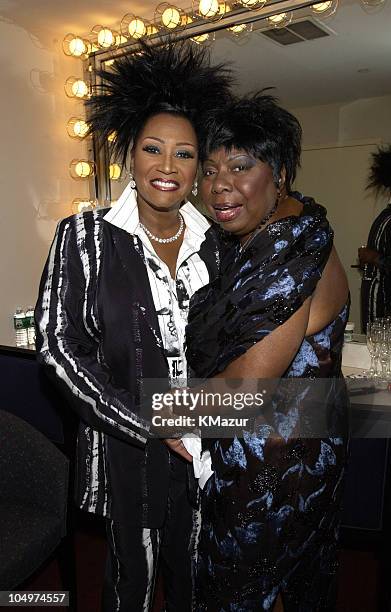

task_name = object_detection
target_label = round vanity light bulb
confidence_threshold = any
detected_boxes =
[162,6,181,28]
[229,23,246,32]
[75,161,93,178]
[268,12,287,23]
[312,0,333,11]
[198,0,219,17]
[71,80,89,98]
[192,32,209,43]
[67,118,89,138]
[128,18,147,38]
[109,164,122,180]
[69,37,87,56]
[73,120,89,137]
[97,28,115,47]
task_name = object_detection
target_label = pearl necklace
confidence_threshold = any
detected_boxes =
[139,214,184,244]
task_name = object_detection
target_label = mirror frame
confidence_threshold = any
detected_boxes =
[83,0,340,205]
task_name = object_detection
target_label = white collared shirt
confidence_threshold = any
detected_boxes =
[104,183,214,488]
[104,182,210,386]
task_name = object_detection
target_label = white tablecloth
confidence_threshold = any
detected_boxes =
[342,342,371,370]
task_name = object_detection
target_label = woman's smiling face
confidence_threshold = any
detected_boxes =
[201,147,280,239]
[132,112,198,212]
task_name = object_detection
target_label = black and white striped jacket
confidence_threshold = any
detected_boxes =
[35,208,221,524]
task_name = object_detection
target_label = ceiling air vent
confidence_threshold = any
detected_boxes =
[261,19,330,46]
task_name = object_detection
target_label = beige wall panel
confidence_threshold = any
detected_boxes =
[295,142,379,330]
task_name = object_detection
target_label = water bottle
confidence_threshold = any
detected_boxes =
[13,307,28,347]
[26,307,36,346]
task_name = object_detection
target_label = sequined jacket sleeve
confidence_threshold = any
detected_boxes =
[34,212,150,447]
[186,200,333,378]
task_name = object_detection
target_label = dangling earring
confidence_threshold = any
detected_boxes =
[129,172,136,189]
[257,178,283,229]
[192,181,198,197]
[277,177,284,201]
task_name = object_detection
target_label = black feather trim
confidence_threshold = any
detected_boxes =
[86,38,233,166]
[367,145,391,196]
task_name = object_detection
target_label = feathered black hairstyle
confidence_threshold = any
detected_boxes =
[86,38,233,167]
[201,91,302,191]
[367,145,391,197]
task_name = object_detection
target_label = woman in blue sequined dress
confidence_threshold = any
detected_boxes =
[185,94,350,611]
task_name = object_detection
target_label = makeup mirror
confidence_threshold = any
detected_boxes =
[94,0,391,330]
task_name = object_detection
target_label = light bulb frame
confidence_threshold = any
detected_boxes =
[266,11,293,27]
[67,0,346,59]
[192,0,227,21]
[72,199,98,214]
[360,0,386,11]
[64,0,346,213]
[310,0,338,17]
[69,159,96,180]
[66,117,90,139]
[109,163,123,181]
[91,25,120,50]
[228,21,253,37]
[191,30,216,45]
[63,33,90,59]
[64,77,90,99]
[121,14,149,39]
[237,0,267,9]
[218,2,232,16]
[146,23,160,36]
[155,3,186,31]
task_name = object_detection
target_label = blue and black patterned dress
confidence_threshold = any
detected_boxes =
[186,195,349,611]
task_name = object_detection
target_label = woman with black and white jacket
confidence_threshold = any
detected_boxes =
[35,41,231,612]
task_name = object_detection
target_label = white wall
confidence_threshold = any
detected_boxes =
[0,21,90,344]
[292,94,391,330]
[293,94,391,147]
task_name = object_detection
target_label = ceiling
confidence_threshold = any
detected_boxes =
[1,0,390,107]
[210,0,391,106]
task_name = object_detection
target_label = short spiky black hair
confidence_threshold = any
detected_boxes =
[86,38,233,167]
[201,91,302,190]
[367,145,391,197]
